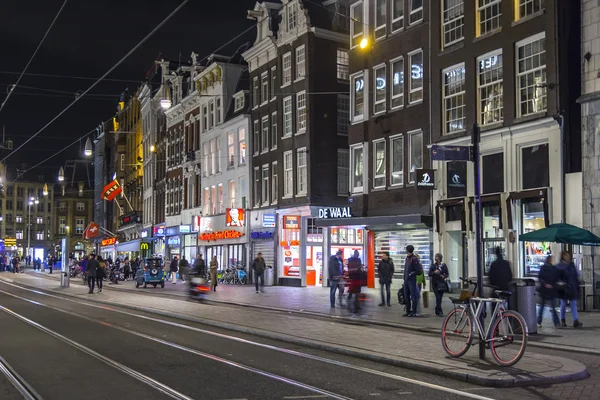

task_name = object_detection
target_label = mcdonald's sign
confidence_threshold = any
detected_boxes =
[140,242,150,251]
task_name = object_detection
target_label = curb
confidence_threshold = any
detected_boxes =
[0,276,589,388]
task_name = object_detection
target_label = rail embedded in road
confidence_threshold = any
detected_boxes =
[0,355,43,400]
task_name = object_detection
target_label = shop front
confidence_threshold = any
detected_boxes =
[116,238,142,260]
[249,210,277,280]
[139,227,153,259]
[153,224,166,259]
[198,209,248,274]
[179,224,197,262]
[99,237,117,262]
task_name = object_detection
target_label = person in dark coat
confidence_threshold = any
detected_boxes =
[170,256,179,284]
[86,254,99,294]
[403,245,422,317]
[377,252,394,307]
[429,253,450,317]
[488,247,512,291]
[96,256,106,293]
[556,251,583,328]
[328,250,343,308]
[193,254,207,277]
[537,255,561,327]
[251,252,267,293]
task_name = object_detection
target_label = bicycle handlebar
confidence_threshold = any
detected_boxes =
[458,277,500,290]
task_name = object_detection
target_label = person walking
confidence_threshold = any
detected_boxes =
[537,255,561,328]
[179,256,190,283]
[556,251,583,328]
[86,254,99,294]
[96,256,106,293]
[328,250,344,308]
[377,252,394,307]
[429,253,449,317]
[403,245,422,317]
[193,253,206,277]
[209,256,218,291]
[170,256,179,284]
[251,252,266,293]
[48,256,54,274]
[415,254,426,314]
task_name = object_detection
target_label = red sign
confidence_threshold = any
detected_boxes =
[101,179,122,201]
[199,230,244,241]
[83,222,100,239]
[192,216,201,232]
[101,237,117,246]
[225,208,245,227]
[283,216,301,229]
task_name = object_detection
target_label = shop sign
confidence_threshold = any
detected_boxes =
[140,228,152,239]
[120,212,140,226]
[4,238,16,247]
[199,230,245,241]
[431,144,473,161]
[167,237,180,246]
[280,240,300,246]
[317,207,352,219]
[447,161,467,198]
[226,208,245,227]
[191,216,201,232]
[262,214,276,228]
[416,169,436,190]
[101,237,117,246]
[140,242,150,251]
[179,225,191,233]
[251,231,274,240]
[166,226,178,236]
[153,225,166,236]
[283,216,300,229]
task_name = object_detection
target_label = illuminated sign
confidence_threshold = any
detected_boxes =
[153,225,165,236]
[140,242,149,251]
[376,77,386,90]
[283,216,300,229]
[167,237,180,246]
[393,72,403,85]
[192,216,201,232]
[355,78,364,92]
[318,207,352,219]
[179,225,191,233]
[226,208,245,227]
[263,214,276,228]
[199,230,245,241]
[101,237,117,246]
[479,55,499,70]
[251,231,274,240]
[4,238,16,247]
[411,64,423,79]
[416,169,435,190]
[280,240,300,246]
[140,228,151,239]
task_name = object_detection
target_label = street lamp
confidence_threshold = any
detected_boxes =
[160,98,172,110]
[84,138,93,156]
[150,144,156,153]
[43,183,49,196]
[359,37,369,49]
[58,167,65,182]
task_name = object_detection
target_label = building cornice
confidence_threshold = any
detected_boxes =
[310,27,348,44]
[242,38,278,72]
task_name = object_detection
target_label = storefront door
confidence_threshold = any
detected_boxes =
[446,231,465,289]
[306,245,323,286]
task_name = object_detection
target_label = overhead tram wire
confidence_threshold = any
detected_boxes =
[0,0,190,166]
[0,0,69,115]
[0,71,141,84]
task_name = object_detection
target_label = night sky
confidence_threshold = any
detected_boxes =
[0,0,257,178]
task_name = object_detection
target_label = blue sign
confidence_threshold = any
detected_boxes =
[166,227,178,236]
[262,214,276,228]
[431,145,473,161]
[167,237,180,246]
[251,231,274,240]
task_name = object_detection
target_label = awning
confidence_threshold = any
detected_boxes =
[116,239,141,253]
[314,214,433,230]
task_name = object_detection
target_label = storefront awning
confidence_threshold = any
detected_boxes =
[315,214,433,230]
[116,239,141,253]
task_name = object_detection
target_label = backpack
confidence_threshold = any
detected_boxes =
[397,284,406,305]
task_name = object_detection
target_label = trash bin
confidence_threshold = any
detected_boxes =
[264,266,274,286]
[515,278,537,334]
[507,280,518,312]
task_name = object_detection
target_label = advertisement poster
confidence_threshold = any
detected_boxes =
[283,245,300,277]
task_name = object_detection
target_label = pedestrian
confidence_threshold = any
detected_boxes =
[377,252,394,307]
[556,251,583,328]
[179,256,189,283]
[488,247,512,315]
[209,256,218,291]
[170,256,179,284]
[429,253,449,317]
[537,255,561,328]
[415,254,426,313]
[251,252,266,293]
[96,256,106,293]
[403,245,422,317]
[328,250,344,308]
[86,254,99,294]
[193,253,206,277]
[347,250,363,303]
[48,256,54,274]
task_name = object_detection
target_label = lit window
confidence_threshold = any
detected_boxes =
[337,49,349,80]
[337,95,349,135]
[477,0,501,37]
[229,180,236,208]
[408,130,423,183]
[283,96,293,137]
[516,0,542,20]
[271,112,278,149]
[297,148,307,195]
[442,63,466,134]
[262,165,270,205]
[228,132,235,168]
[391,0,404,32]
[202,143,209,177]
[350,1,364,48]
[76,218,85,235]
[211,186,217,215]
[409,0,423,24]
[375,0,387,40]
[218,184,224,213]
[282,53,292,86]
[36,232,44,240]
[203,188,210,215]
[443,0,464,48]
[253,120,260,156]
[296,91,307,133]
[478,51,503,125]
[16,215,23,223]
[234,94,245,112]
[287,1,297,30]
[390,56,404,109]
[408,50,423,103]
[516,33,547,117]
[373,64,386,114]
[390,135,404,186]
[272,161,278,203]
[16,231,23,240]
[351,72,365,122]
[296,46,306,80]
[261,116,269,152]
[351,144,364,193]
[373,140,386,188]
[210,139,217,175]
[337,149,349,195]
[271,67,277,99]
[238,128,247,165]
[283,151,293,197]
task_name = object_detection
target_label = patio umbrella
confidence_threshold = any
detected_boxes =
[518,223,600,246]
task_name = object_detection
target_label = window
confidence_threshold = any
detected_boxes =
[59,202,66,211]
[517,34,547,117]
[282,52,292,86]
[36,217,43,224]
[76,218,85,235]
[202,105,208,132]
[229,180,236,208]
[211,186,217,215]
[271,162,278,203]
[59,218,66,235]
[283,151,293,197]
[373,64,386,114]
[271,67,277,100]
[483,152,504,194]
[373,140,386,188]
[36,232,44,240]
[351,72,365,122]
[208,101,215,129]
[16,231,23,240]
[17,187,23,197]
[408,50,423,103]
[337,49,349,80]
[203,188,210,215]
[261,116,269,152]
[210,139,217,175]
[216,97,222,124]
[238,128,247,165]
[76,202,84,211]
[390,57,404,109]
[261,73,269,104]
[253,167,260,206]
[228,132,235,168]
[216,138,222,173]
[375,0,387,40]
[16,215,23,223]
[253,120,260,155]
[337,149,349,195]
[287,1,297,30]
[218,184,224,213]
[6,214,12,223]
[16,201,23,211]
[202,143,209,177]
[521,144,549,189]
[350,1,364,48]
[253,77,260,107]
[409,0,423,24]
[351,145,364,192]
[296,91,307,133]
[296,46,306,80]
[297,148,307,195]
[517,0,543,20]
[442,63,466,134]
[283,96,293,137]
[408,130,423,183]
[337,95,349,135]
[262,165,270,205]
[477,0,501,36]
[391,0,404,31]
[478,51,503,125]
[6,200,12,210]
[442,0,464,48]
[390,134,404,186]
[271,112,278,149]
[234,94,245,112]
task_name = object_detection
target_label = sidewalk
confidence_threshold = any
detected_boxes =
[27,270,600,354]
[0,273,589,388]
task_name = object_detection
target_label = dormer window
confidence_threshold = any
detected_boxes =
[287,2,297,30]
[234,94,245,112]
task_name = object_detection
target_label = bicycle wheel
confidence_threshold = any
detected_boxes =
[441,308,473,358]
[490,310,528,367]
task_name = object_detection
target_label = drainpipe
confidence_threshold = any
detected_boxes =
[590,187,596,300]
[553,114,565,224]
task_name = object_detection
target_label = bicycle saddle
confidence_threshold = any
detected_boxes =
[495,290,512,298]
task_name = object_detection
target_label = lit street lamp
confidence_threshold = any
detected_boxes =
[84,137,93,156]
[160,98,172,110]
[58,167,65,182]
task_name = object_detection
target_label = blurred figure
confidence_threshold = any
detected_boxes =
[415,254,426,314]
[96,256,106,293]
[403,245,422,317]
[429,253,449,317]
[537,255,561,328]
[377,252,394,307]
[328,250,344,308]
[179,256,189,283]
[193,253,206,277]
[252,252,266,293]
[87,254,99,294]
[488,247,512,315]
[209,256,218,291]
[556,251,583,328]
[170,256,179,284]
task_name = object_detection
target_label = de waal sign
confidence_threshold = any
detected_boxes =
[318,207,352,219]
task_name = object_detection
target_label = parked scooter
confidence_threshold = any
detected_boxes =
[109,267,125,284]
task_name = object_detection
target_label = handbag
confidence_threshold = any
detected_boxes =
[436,279,449,293]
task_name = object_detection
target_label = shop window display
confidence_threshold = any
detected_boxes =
[522,200,550,277]
[482,203,504,275]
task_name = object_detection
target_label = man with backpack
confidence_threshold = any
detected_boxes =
[403,245,422,317]
[378,252,394,307]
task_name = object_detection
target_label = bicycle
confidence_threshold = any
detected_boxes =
[441,277,528,367]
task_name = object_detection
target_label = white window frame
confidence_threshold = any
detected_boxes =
[390,134,404,186]
[287,1,297,30]
[262,164,270,206]
[391,0,404,33]
[297,147,308,195]
[390,56,404,110]
[227,132,235,169]
[477,50,504,125]
[375,0,387,40]
[373,139,386,189]
[261,116,269,153]
[442,63,466,134]
[283,96,293,137]
[295,45,306,80]
[234,94,245,112]
[270,66,277,101]
[203,187,210,216]
[337,94,349,135]
[208,101,215,129]
[283,151,294,198]
[216,97,222,124]
[296,91,307,134]
[350,143,365,193]
[271,111,278,150]
[271,161,278,204]
[350,1,365,49]
[373,63,387,115]
[261,72,269,106]
[516,32,547,118]
[409,0,423,25]
[516,0,543,20]
[476,0,501,37]
[282,52,292,86]
[253,167,261,207]
[229,180,236,208]
[442,0,464,48]
[253,76,259,108]
[337,149,350,196]
[238,127,247,165]
[253,120,260,156]
[350,71,367,123]
[76,202,85,211]
[408,129,423,184]
[408,49,423,104]
[337,49,349,81]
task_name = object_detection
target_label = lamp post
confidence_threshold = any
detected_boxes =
[27,196,39,265]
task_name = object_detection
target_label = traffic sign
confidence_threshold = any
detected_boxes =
[431,145,473,161]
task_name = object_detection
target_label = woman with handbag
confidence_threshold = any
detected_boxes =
[556,251,583,328]
[429,253,449,317]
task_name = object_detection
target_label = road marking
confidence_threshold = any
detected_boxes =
[283,396,328,399]
[397,393,412,395]
[368,394,381,396]
[0,281,497,400]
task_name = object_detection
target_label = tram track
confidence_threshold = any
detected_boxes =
[0,355,43,400]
